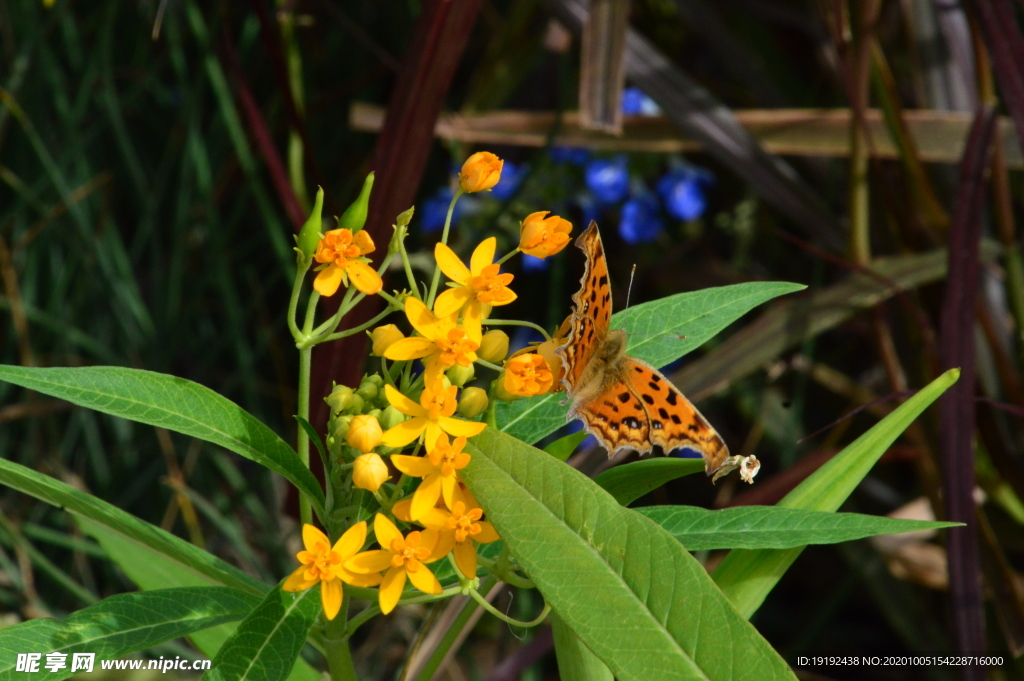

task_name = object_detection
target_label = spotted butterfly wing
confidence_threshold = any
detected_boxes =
[559,221,612,393]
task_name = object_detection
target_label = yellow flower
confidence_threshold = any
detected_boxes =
[347,415,383,453]
[345,514,443,615]
[352,453,389,492]
[391,433,470,520]
[282,522,382,620]
[370,324,404,356]
[313,229,382,296]
[380,383,486,450]
[384,297,481,387]
[502,353,553,397]
[520,212,572,258]
[459,152,503,193]
[418,501,500,580]
[433,238,517,320]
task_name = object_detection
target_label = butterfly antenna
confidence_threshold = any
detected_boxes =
[625,264,637,309]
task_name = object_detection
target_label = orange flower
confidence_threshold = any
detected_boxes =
[418,501,500,580]
[391,433,471,520]
[384,297,481,387]
[282,523,382,620]
[502,353,553,397]
[511,315,571,391]
[380,383,486,450]
[313,229,382,296]
[434,238,516,320]
[459,152,503,193]
[345,514,443,615]
[520,212,572,258]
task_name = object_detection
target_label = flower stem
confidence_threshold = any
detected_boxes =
[317,304,397,344]
[475,358,503,373]
[496,247,521,266]
[426,189,463,309]
[468,587,550,627]
[397,225,419,295]
[483,318,551,340]
[325,600,359,681]
[297,345,313,526]
[288,259,311,341]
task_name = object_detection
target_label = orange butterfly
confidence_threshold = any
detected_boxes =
[556,222,757,482]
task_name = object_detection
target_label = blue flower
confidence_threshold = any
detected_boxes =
[585,157,630,205]
[491,161,528,201]
[420,187,463,233]
[618,195,664,244]
[656,169,712,221]
[521,254,549,272]
[621,87,660,116]
[550,146,591,166]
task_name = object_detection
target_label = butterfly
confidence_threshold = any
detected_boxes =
[556,221,753,481]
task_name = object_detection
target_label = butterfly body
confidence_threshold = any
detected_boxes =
[556,222,731,475]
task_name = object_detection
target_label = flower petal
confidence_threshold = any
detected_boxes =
[374,513,404,550]
[383,384,426,417]
[434,242,471,284]
[379,566,407,615]
[404,297,442,339]
[382,417,427,448]
[345,261,383,295]
[384,337,436,361]
[345,550,394,574]
[462,305,483,344]
[470,238,496,276]
[441,475,457,510]
[302,524,330,553]
[438,416,487,439]
[337,566,384,588]
[424,422,444,451]
[406,562,443,595]
[433,287,474,318]
[417,507,451,531]
[332,521,366,559]
[411,474,443,521]
[391,455,436,478]
[454,540,478,579]
[475,521,501,544]
[282,565,317,592]
[321,578,343,620]
[313,264,344,297]
[392,498,414,522]
[426,529,456,562]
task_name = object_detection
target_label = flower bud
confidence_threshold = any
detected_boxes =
[331,414,354,441]
[459,152,503,193]
[380,405,406,431]
[346,414,383,453]
[325,384,354,415]
[337,173,374,233]
[494,374,518,402]
[295,187,324,259]
[365,374,384,388]
[503,353,553,397]
[458,387,489,418]
[520,211,572,259]
[478,330,509,363]
[370,324,404,357]
[367,408,382,419]
[345,394,365,415]
[447,364,475,387]
[356,381,378,402]
[395,206,415,228]
[352,452,389,492]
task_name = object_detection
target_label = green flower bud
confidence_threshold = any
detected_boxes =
[447,364,475,387]
[367,408,382,419]
[365,374,384,388]
[337,173,374,233]
[396,206,415,228]
[478,330,510,363]
[356,381,378,402]
[380,405,406,431]
[295,187,324,259]
[325,384,354,415]
[458,387,489,418]
[331,414,354,441]
[494,374,519,402]
[345,394,365,414]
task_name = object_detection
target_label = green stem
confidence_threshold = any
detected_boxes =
[309,286,357,339]
[297,346,313,526]
[484,318,551,340]
[316,304,396,345]
[475,358,503,373]
[478,556,533,588]
[325,598,359,681]
[496,247,521,266]
[344,602,381,638]
[397,225,419,295]
[469,587,550,628]
[426,190,463,308]
[303,291,321,336]
[288,259,311,341]
[398,585,463,605]
[409,576,498,681]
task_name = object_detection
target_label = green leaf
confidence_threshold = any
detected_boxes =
[713,368,960,618]
[497,282,804,444]
[595,458,705,506]
[206,585,321,681]
[543,431,588,461]
[0,587,258,681]
[462,428,796,681]
[79,520,320,681]
[636,505,960,550]
[0,365,325,517]
[551,612,614,681]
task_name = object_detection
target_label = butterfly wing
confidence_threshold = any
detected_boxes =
[558,221,613,393]
[572,379,654,456]
[621,358,730,474]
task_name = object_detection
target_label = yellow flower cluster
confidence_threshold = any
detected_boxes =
[287,151,577,619]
